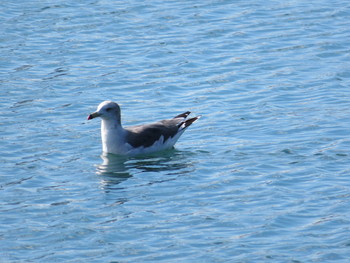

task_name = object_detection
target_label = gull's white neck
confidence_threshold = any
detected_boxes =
[101,119,127,154]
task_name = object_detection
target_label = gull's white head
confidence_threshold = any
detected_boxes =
[87,101,121,122]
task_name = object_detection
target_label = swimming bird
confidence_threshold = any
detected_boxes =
[88,101,200,155]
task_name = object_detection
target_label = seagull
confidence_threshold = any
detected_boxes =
[88,101,200,155]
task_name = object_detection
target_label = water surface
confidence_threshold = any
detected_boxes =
[1,0,350,262]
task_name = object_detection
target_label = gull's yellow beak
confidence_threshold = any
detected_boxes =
[87,112,101,120]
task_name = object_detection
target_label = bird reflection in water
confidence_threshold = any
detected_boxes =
[96,149,196,190]
[97,153,131,190]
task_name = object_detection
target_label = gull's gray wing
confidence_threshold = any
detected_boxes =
[125,118,181,148]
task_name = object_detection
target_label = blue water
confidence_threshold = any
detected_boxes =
[1,0,350,262]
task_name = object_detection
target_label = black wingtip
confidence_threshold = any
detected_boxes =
[174,111,191,119]
[182,115,201,129]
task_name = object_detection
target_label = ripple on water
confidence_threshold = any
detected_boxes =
[1,0,350,262]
